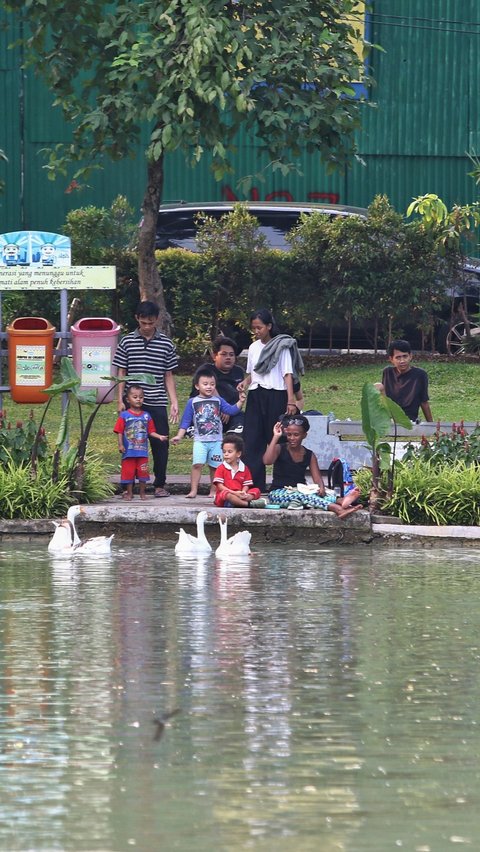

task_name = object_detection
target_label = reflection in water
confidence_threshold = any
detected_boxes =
[0,543,480,850]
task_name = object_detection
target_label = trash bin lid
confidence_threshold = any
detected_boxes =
[9,317,54,331]
[72,318,119,332]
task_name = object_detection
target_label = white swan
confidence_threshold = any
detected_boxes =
[66,505,114,555]
[215,515,251,558]
[175,510,212,555]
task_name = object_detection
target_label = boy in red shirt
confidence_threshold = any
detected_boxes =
[114,385,168,500]
[214,434,266,508]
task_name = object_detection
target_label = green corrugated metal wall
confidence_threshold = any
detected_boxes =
[1,1,480,233]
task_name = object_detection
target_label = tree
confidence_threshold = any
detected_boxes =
[1,0,369,332]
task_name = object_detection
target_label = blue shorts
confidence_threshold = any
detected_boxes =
[192,440,223,468]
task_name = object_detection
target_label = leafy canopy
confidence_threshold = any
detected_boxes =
[4,0,369,182]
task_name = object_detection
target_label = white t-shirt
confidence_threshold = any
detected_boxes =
[246,339,293,390]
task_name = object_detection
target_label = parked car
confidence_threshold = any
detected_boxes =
[155,200,367,251]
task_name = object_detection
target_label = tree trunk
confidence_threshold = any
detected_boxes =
[137,154,172,336]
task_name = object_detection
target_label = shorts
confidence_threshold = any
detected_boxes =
[192,440,223,468]
[120,456,150,484]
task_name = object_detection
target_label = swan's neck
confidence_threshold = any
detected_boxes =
[69,517,81,546]
[219,518,228,546]
[196,515,208,544]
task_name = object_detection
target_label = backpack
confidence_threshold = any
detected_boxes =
[327,458,354,498]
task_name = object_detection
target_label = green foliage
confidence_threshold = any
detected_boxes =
[156,219,295,345]
[35,357,155,494]
[59,450,115,504]
[403,422,480,468]
[382,458,480,525]
[407,193,480,254]
[62,195,139,323]
[157,248,213,348]
[10,1,368,179]
[0,408,47,466]
[195,205,294,332]
[63,195,137,261]
[0,457,71,519]
[0,451,113,518]
[288,195,448,351]
[2,0,370,308]
[361,381,412,506]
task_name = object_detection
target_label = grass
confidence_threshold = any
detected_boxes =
[2,358,479,475]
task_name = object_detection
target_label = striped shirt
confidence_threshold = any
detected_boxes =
[112,329,178,406]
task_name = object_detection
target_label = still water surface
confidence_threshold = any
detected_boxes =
[0,540,479,851]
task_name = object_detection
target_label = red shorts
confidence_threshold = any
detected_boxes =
[214,487,261,507]
[121,456,150,483]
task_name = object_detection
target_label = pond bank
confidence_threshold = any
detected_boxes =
[1,481,479,546]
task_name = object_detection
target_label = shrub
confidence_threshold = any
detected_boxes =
[0,458,71,519]
[382,458,480,525]
[61,450,115,504]
[402,421,480,468]
[0,409,47,467]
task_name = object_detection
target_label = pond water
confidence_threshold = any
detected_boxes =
[0,540,479,851]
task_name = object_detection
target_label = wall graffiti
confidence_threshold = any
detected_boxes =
[221,186,340,205]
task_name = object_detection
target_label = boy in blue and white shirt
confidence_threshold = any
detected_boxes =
[171,366,245,498]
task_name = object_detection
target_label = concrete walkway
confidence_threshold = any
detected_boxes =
[1,475,479,547]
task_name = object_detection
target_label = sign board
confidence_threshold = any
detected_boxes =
[0,266,116,290]
[0,230,71,267]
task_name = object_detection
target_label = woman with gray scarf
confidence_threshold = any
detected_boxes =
[237,308,304,492]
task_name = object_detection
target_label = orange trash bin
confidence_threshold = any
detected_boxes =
[7,317,56,404]
[71,317,120,403]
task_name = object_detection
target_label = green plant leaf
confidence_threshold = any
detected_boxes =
[381,396,413,429]
[75,389,98,405]
[361,382,391,446]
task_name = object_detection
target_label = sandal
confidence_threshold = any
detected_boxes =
[154,487,170,498]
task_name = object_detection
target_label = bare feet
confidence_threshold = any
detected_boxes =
[185,492,197,499]
[208,491,216,499]
[336,504,363,519]
[122,492,133,501]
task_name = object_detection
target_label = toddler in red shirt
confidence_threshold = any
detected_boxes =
[214,434,266,508]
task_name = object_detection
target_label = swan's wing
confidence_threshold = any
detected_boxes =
[74,535,113,555]
[175,528,197,553]
[227,530,252,555]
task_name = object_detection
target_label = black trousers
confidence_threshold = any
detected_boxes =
[142,404,169,487]
[243,386,288,492]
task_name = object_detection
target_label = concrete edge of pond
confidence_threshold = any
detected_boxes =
[1,506,479,546]
[372,522,480,542]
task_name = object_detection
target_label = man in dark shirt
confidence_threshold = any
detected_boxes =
[379,339,433,422]
[190,336,245,431]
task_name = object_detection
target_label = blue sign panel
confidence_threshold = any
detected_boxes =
[0,231,71,268]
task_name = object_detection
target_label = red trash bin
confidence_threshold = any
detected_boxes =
[71,317,120,403]
[7,317,56,403]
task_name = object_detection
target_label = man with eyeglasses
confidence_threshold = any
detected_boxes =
[190,336,245,433]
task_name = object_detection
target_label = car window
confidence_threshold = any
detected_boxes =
[155,207,357,251]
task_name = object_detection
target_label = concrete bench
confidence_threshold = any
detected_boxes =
[328,420,479,439]
[304,416,478,471]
